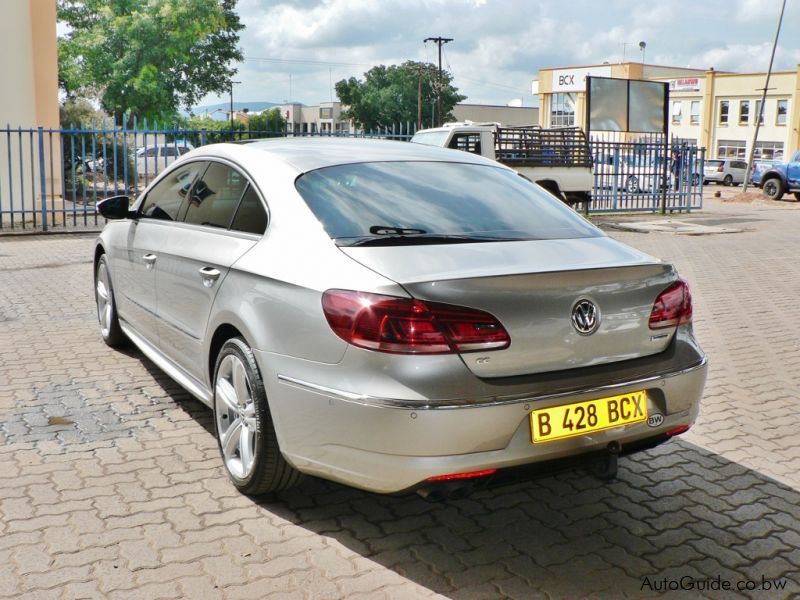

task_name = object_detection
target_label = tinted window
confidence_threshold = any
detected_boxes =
[295,161,601,245]
[163,147,179,157]
[706,160,723,168]
[180,162,248,229]
[231,185,268,235]
[144,147,158,157]
[140,162,206,221]
[448,133,482,155]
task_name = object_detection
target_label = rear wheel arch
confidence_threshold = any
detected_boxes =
[208,323,246,386]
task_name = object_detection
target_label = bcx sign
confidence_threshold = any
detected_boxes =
[552,66,612,92]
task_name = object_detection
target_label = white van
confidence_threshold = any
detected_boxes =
[135,142,194,178]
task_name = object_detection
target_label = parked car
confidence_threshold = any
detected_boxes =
[135,141,194,178]
[702,158,748,186]
[94,138,707,498]
[751,150,800,200]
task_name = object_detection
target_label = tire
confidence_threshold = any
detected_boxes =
[625,175,639,194]
[762,177,785,201]
[794,192,800,202]
[213,337,302,495]
[94,254,127,347]
[723,174,733,186]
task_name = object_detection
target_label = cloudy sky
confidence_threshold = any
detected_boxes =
[200,0,800,109]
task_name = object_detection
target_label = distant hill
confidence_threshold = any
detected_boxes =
[185,101,281,120]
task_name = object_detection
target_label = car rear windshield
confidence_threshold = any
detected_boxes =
[706,160,724,168]
[295,161,602,246]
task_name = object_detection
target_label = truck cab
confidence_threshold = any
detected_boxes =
[411,122,593,207]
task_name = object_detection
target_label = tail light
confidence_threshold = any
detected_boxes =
[649,279,693,329]
[322,289,510,354]
[717,164,724,172]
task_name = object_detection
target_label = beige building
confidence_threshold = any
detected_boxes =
[535,61,800,160]
[0,0,60,221]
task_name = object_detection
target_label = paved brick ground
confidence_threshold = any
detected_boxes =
[1,192,800,599]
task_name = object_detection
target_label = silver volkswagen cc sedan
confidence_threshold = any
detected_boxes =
[94,138,706,497]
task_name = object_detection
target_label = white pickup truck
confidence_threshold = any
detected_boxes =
[411,122,593,206]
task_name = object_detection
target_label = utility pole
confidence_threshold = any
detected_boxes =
[743,0,786,192]
[424,37,453,127]
[229,80,241,137]
[417,66,423,131]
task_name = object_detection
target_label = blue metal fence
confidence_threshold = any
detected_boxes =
[0,123,703,232]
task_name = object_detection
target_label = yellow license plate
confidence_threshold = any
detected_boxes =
[530,390,648,443]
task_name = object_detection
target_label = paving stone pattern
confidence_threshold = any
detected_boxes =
[1,197,799,599]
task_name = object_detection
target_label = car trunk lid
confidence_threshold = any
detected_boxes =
[340,238,677,378]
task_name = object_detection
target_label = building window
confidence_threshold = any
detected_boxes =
[690,101,700,125]
[777,99,788,125]
[754,141,784,160]
[719,100,729,125]
[717,139,746,159]
[671,101,682,125]
[755,100,764,125]
[550,93,575,127]
[739,100,750,125]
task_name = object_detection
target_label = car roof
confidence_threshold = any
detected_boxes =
[218,137,504,173]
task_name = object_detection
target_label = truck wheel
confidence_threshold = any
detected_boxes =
[762,178,784,200]
[723,174,733,186]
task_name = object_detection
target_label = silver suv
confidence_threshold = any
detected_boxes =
[703,158,748,186]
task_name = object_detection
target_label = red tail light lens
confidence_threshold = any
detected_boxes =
[322,289,510,354]
[649,279,693,329]
[717,164,724,172]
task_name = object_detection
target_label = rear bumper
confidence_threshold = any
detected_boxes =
[258,327,707,494]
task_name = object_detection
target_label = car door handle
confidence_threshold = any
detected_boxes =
[199,267,221,287]
[143,253,157,269]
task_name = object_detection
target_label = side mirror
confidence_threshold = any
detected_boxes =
[96,195,133,220]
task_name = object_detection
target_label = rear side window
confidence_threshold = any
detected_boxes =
[180,162,248,229]
[295,161,601,245]
[140,162,206,221]
[231,185,268,235]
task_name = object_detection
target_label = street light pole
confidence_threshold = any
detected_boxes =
[424,37,453,127]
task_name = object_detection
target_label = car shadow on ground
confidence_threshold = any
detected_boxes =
[258,441,800,599]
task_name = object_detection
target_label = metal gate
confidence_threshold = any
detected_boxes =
[589,139,705,213]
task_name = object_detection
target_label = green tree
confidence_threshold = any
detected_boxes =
[335,61,466,130]
[247,107,285,134]
[58,0,244,124]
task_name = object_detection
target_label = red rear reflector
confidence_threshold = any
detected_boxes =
[649,279,693,329]
[667,425,690,437]
[322,290,510,354]
[426,469,497,482]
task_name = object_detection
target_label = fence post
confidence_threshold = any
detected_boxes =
[37,126,48,231]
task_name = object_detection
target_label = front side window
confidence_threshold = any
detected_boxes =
[777,99,788,125]
[739,100,750,125]
[139,162,206,221]
[179,162,248,229]
[295,161,601,246]
[550,93,575,127]
[719,100,729,125]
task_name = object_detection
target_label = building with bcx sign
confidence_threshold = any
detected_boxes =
[534,62,800,160]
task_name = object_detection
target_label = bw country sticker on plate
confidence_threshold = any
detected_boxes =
[530,390,648,443]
